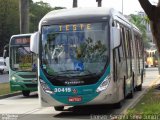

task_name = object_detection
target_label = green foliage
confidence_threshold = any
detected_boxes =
[0,83,10,95]
[124,87,160,120]
[0,0,65,55]
[0,0,19,55]
[129,14,150,49]
[29,1,65,32]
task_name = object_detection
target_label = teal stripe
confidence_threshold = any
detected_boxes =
[40,65,110,105]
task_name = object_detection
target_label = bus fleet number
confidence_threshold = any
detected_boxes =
[54,88,71,93]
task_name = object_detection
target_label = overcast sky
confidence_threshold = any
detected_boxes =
[33,0,158,15]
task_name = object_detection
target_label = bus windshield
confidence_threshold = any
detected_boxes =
[10,37,34,72]
[41,22,109,78]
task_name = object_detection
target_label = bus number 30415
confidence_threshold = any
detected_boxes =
[54,88,72,93]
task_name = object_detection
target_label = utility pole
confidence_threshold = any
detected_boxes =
[96,0,102,7]
[122,0,124,14]
[19,0,29,33]
[73,0,78,8]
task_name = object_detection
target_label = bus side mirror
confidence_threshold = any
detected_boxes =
[30,32,39,54]
[112,27,121,49]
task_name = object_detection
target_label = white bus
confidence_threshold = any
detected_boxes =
[30,8,144,111]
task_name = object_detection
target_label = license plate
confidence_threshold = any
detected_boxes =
[68,96,82,102]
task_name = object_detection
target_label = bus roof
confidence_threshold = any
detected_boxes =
[9,33,33,45]
[42,7,111,20]
[39,7,141,35]
[10,33,32,39]
[39,7,113,26]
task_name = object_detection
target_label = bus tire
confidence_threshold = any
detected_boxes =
[127,89,133,99]
[54,106,64,111]
[22,90,30,97]
[114,101,122,109]
[137,71,143,91]
[136,84,142,91]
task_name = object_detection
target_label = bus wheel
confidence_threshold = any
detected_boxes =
[54,106,64,111]
[127,89,133,99]
[114,101,122,109]
[22,90,30,97]
[136,84,142,91]
[137,72,143,91]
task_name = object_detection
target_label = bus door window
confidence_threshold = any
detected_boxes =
[127,30,133,77]
[113,47,122,81]
[130,31,135,72]
[113,26,128,81]
[135,35,140,74]
[121,27,128,79]
[139,38,144,70]
[113,22,120,81]
[113,22,125,81]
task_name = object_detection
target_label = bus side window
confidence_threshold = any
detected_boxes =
[135,35,140,74]
[116,22,121,63]
[118,27,124,62]
[119,26,125,61]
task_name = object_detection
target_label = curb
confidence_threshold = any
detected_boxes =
[0,92,22,99]
[120,76,160,115]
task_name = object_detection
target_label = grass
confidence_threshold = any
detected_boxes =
[0,82,11,95]
[124,86,160,120]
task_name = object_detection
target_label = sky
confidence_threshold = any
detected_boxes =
[33,0,158,15]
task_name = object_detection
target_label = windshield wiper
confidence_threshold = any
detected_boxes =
[46,71,99,79]
[57,70,92,74]
[18,45,31,54]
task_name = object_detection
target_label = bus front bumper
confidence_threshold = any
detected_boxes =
[10,80,37,91]
[40,86,118,107]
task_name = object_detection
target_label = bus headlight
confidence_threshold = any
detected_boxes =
[11,76,16,81]
[40,79,54,94]
[96,75,111,93]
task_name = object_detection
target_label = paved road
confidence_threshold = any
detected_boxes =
[0,73,9,83]
[0,68,159,120]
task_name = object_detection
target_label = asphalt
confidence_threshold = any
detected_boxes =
[0,67,159,120]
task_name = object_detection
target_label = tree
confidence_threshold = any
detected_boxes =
[0,0,64,55]
[138,0,160,53]
[29,1,53,32]
[19,0,29,33]
[0,0,19,55]
[129,14,150,49]
[96,0,102,7]
[29,1,64,32]
[73,0,77,8]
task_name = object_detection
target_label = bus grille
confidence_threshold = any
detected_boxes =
[25,84,37,88]
[19,75,36,78]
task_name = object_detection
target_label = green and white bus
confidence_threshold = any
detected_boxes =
[9,34,37,97]
[30,8,144,111]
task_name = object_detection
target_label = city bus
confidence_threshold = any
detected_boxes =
[9,34,37,97]
[145,49,158,67]
[30,8,144,111]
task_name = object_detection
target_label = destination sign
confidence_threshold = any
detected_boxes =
[44,23,94,33]
[11,36,30,45]
[58,24,91,32]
